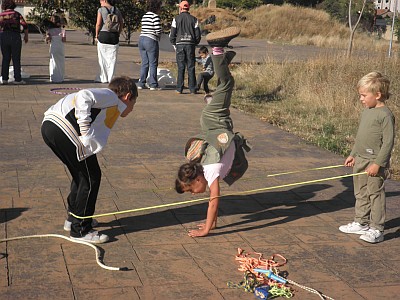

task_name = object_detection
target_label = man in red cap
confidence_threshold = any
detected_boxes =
[169,1,201,94]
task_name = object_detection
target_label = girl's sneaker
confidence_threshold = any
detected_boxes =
[359,228,384,243]
[339,222,369,234]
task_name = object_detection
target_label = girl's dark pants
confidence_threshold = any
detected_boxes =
[41,121,101,237]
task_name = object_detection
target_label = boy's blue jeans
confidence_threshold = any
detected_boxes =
[353,156,388,231]
[138,36,159,88]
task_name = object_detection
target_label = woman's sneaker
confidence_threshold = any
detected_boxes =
[64,219,99,231]
[70,230,109,244]
[339,222,369,234]
[206,27,241,47]
[359,228,384,243]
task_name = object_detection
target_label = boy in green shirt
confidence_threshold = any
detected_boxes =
[339,72,395,243]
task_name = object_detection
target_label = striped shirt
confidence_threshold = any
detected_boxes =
[140,12,162,41]
[0,9,28,33]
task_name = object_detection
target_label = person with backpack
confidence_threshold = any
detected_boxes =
[95,0,123,83]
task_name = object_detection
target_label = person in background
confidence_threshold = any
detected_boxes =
[95,0,124,83]
[45,13,66,83]
[195,46,213,94]
[169,0,201,94]
[137,0,163,91]
[0,0,28,85]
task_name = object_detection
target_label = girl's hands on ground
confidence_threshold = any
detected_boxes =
[188,228,209,237]
[188,223,215,237]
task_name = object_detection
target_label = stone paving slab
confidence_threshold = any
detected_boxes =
[0,30,399,300]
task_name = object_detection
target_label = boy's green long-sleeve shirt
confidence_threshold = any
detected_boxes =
[350,106,395,167]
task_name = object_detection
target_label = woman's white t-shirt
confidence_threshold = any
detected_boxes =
[203,142,236,187]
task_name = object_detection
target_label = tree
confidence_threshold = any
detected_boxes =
[346,0,367,57]
[26,0,68,34]
[68,0,99,44]
[116,0,146,44]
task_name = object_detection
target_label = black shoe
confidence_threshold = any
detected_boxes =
[206,27,241,47]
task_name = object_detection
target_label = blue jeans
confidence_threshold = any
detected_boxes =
[138,36,159,88]
[175,44,196,93]
[1,31,22,82]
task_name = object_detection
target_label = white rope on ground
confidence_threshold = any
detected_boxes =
[287,279,335,300]
[0,234,123,271]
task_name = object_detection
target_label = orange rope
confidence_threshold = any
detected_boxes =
[235,248,287,284]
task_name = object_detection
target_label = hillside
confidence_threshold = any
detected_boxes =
[191,4,387,50]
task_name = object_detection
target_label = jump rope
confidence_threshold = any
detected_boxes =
[0,164,365,299]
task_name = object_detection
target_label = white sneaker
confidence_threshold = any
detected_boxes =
[360,228,384,243]
[12,80,26,85]
[64,219,99,231]
[339,222,369,234]
[137,86,143,90]
[70,230,109,244]
[150,87,161,91]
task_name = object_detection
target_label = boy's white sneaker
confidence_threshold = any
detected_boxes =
[64,219,98,231]
[359,228,384,243]
[339,222,369,234]
[70,230,109,244]
[12,80,26,85]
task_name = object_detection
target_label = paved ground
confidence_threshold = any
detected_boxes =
[0,30,399,300]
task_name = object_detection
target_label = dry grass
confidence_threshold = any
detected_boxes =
[192,4,390,52]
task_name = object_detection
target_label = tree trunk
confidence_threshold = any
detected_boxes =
[346,0,367,58]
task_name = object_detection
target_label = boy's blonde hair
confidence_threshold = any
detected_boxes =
[357,71,390,101]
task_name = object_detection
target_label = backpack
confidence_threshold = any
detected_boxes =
[104,6,120,33]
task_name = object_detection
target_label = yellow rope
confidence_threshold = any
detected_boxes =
[70,171,366,220]
[127,164,346,192]
[265,164,344,177]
